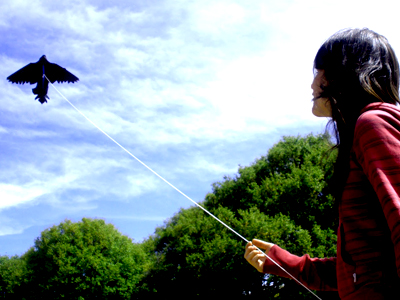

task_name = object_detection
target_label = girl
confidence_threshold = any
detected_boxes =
[244,28,400,299]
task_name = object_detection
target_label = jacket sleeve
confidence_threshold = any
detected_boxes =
[263,245,338,291]
[353,110,400,278]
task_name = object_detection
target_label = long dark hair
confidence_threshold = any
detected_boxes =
[314,28,400,199]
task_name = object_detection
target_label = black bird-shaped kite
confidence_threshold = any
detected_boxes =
[7,55,79,104]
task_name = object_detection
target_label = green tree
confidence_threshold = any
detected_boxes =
[208,133,337,231]
[140,133,339,299]
[23,218,148,300]
[0,255,27,299]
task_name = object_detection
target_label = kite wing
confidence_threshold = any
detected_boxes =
[7,63,42,84]
[44,61,79,84]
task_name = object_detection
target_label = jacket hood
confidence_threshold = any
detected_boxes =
[360,102,400,117]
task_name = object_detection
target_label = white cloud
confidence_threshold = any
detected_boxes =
[0,218,28,236]
[0,183,46,209]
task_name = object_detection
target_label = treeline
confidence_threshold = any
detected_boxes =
[0,134,340,299]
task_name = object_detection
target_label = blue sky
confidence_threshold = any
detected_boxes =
[1,0,398,256]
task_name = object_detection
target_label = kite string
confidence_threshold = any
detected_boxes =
[45,75,322,300]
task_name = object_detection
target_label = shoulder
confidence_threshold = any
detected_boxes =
[355,103,400,138]
[354,103,400,155]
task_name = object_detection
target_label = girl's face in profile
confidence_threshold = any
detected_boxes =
[311,69,332,117]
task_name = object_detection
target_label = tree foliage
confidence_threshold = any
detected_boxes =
[140,133,339,299]
[0,255,27,299]
[23,218,148,300]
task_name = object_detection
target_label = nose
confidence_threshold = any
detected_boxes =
[311,77,317,93]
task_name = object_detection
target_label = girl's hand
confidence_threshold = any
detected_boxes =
[244,239,274,273]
